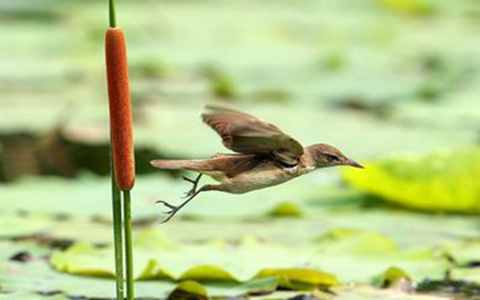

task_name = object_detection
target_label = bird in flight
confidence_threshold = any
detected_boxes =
[151,105,363,222]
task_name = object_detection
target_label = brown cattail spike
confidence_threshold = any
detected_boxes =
[105,27,135,190]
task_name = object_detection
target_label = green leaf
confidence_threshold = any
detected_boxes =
[0,241,176,299]
[267,201,304,218]
[372,266,411,288]
[342,147,480,213]
[254,268,338,290]
[179,265,238,283]
[379,0,436,16]
[0,214,51,238]
[314,228,399,255]
[233,276,280,295]
[50,230,338,288]
[50,243,115,278]
[168,280,208,300]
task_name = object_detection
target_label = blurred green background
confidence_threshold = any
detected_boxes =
[1,1,480,299]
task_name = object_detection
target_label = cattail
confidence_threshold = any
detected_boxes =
[105,27,135,190]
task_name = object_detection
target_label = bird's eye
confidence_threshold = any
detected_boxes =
[325,154,339,162]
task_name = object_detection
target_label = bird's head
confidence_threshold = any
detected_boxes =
[306,143,364,169]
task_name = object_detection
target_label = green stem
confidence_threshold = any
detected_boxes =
[109,0,117,27]
[111,164,124,300]
[123,190,134,300]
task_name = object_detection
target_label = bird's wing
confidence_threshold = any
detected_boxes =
[202,105,304,165]
[212,154,265,178]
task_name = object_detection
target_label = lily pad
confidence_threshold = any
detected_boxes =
[342,147,480,213]
[168,280,208,300]
[372,266,412,288]
[268,201,304,218]
[314,228,399,255]
[50,230,337,287]
[254,268,338,290]
[379,0,437,16]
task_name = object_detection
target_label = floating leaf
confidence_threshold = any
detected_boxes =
[0,215,51,238]
[315,228,398,255]
[379,0,436,16]
[322,52,347,72]
[268,201,303,218]
[50,243,114,278]
[372,266,411,288]
[179,265,238,283]
[254,268,338,290]
[233,276,280,295]
[136,259,176,281]
[50,230,337,286]
[342,148,480,213]
[0,241,176,299]
[168,280,208,300]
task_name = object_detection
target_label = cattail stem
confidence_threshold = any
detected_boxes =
[109,0,116,28]
[106,2,135,299]
[123,190,134,300]
[111,162,124,300]
[108,2,124,300]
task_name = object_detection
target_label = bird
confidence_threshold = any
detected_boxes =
[151,105,363,222]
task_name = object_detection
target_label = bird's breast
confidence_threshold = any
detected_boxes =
[217,161,303,193]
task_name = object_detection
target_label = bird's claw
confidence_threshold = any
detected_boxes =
[182,188,196,198]
[156,200,177,214]
[182,176,199,198]
[182,176,196,184]
[156,174,202,223]
[156,200,177,209]
[156,200,180,223]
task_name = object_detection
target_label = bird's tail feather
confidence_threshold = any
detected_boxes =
[150,159,210,171]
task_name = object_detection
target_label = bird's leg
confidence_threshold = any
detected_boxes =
[156,184,217,223]
[182,173,203,198]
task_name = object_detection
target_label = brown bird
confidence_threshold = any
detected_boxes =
[151,105,363,222]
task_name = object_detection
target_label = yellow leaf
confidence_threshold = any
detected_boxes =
[268,201,303,218]
[373,266,411,288]
[342,147,480,213]
[379,0,436,16]
[168,280,208,300]
[136,259,176,281]
[180,265,239,283]
[254,267,338,290]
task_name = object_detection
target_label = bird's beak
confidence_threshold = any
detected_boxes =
[346,159,364,169]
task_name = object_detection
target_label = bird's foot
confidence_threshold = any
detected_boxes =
[182,176,197,198]
[182,174,202,198]
[184,190,195,198]
[156,174,203,223]
[156,200,180,223]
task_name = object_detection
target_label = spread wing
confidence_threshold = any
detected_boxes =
[201,105,304,165]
